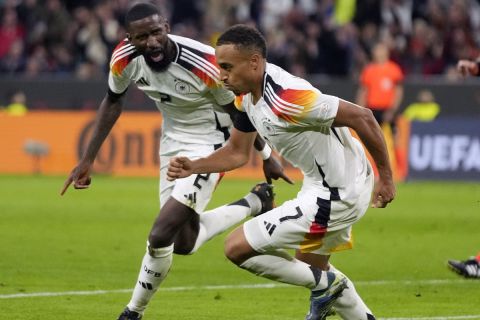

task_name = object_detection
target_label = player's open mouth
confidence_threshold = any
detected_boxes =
[149,51,164,62]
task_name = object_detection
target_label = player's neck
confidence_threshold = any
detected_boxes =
[252,78,263,103]
[252,61,266,104]
[167,39,177,60]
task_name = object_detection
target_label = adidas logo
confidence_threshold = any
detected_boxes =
[264,221,276,236]
[184,192,197,204]
[184,192,197,209]
[138,281,153,290]
[136,77,149,86]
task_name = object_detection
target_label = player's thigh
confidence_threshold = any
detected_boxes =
[243,195,318,253]
[159,147,221,213]
[243,194,356,255]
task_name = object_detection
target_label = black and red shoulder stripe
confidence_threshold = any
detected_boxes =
[176,44,221,88]
[109,39,139,76]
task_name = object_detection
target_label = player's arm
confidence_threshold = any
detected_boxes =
[221,102,293,184]
[333,99,395,208]
[167,128,256,181]
[61,90,125,195]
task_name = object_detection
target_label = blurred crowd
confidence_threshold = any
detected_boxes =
[1,0,480,79]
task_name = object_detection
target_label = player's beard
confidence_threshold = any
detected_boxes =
[144,40,176,72]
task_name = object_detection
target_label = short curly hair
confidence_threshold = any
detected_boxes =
[217,24,267,58]
[125,2,162,26]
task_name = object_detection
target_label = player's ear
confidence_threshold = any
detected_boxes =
[126,33,131,41]
[164,20,170,33]
[250,53,261,71]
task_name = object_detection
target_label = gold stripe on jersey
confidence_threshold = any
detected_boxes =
[328,238,353,253]
[234,95,245,111]
[110,39,138,77]
[299,222,327,253]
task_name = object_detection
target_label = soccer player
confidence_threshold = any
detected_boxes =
[167,25,396,320]
[60,4,292,320]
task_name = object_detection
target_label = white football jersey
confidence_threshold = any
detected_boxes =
[235,63,370,205]
[108,35,234,155]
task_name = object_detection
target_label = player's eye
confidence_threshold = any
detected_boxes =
[220,64,232,71]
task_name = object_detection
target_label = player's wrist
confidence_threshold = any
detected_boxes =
[260,144,272,160]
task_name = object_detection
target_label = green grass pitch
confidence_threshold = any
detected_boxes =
[0,175,479,319]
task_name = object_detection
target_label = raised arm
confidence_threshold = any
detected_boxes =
[60,91,124,195]
[333,99,395,208]
[167,128,256,181]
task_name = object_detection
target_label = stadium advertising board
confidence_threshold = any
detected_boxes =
[408,118,480,180]
[0,111,303,179]
[3,112,478,181]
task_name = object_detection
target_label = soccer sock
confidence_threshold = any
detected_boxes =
[239,250,331,290]
[189,194,261,253]
[328,264,375,320]
[127,244,174,314]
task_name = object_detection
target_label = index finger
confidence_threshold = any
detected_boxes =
[371,201,387,208]
[60,177,73,196]
[279,172,294,185]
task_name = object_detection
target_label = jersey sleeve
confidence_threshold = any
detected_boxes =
[233,111,256,132]
[301,92,339,126]
[108,39,137,94]
[108,71,130,94]
[264,81,339,129]
[210,86,235,106]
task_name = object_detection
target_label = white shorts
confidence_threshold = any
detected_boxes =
[243,170,374,255]
[159,141,223,213]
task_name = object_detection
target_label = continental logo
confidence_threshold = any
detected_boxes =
[77,120,162,173]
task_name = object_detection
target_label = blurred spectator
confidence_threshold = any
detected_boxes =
[4,90,28,116]
[71,6,108,71]
[43,0,70,47]
[403,89,440,122]
[23,45,50,76]
[1,0,480,78]
[0,7,25,59]
[356,42,404,128]
[0,39,25,73]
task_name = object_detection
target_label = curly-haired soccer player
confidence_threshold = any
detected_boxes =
[168,24,396,320]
